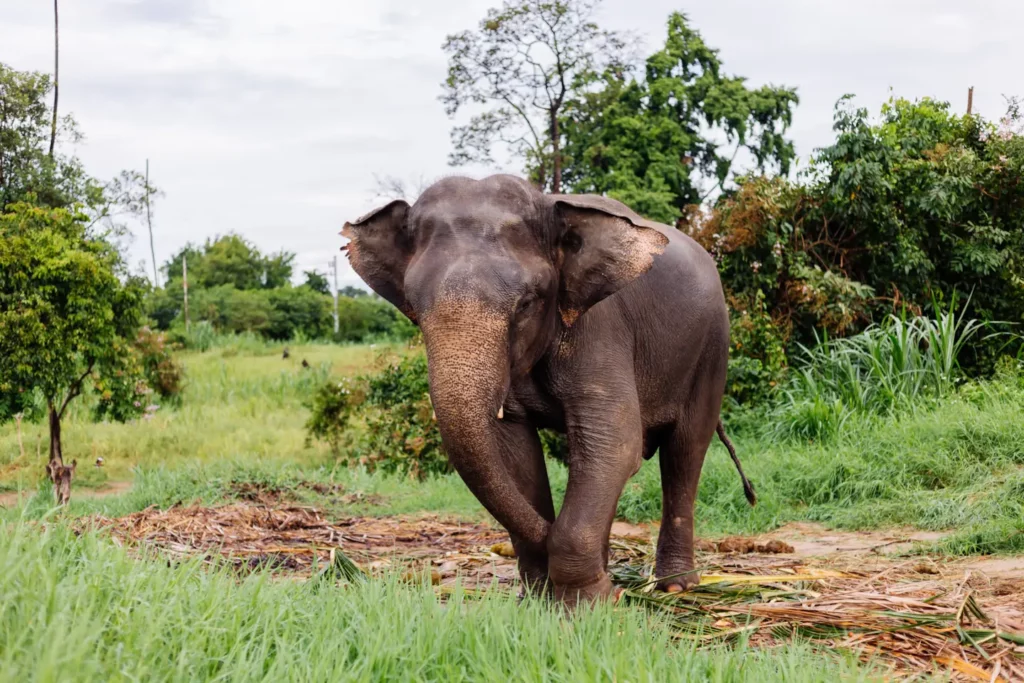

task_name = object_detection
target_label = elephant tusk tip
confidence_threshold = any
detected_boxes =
[496,406,504,420]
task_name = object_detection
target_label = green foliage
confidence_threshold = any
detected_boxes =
[307,351,573,478]
[358,354,447,479]
[307,352,448,480]
[559,12,799,223]
[0,63,89,210]
[164,234,295,290]
[695,95,1024,381]
[305,377,365,454]
[133,326,184,403]
[91,337,151,423]
[302,269,331,295]
[1,63,160,237]
[770,301,987,441]
[0,203,147,422]
[725,290,788,406]
[441,0,628,192]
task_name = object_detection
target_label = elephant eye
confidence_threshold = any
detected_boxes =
[516,293,538,314]
[561,231,583,254]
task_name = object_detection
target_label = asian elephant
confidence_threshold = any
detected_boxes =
[341,174,755,605]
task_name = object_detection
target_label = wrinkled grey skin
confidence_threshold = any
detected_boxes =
[342,174,753,605]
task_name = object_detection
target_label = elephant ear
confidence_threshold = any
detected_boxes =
[552,194,670,326]
[341,199,417,322]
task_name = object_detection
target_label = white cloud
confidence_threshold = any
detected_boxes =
[2,0,1021,288]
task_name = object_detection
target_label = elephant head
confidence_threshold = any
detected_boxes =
[341,175,668,550]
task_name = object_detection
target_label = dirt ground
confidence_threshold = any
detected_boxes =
[7,479,1021,681]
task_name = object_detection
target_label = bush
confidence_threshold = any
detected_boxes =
[306,350,571,478]
[691,95,1024,379]
[305,377,365,454]
[147,283,417,346]
[769,300,988,442]
[725,290,788,406]
[134,326,184,403]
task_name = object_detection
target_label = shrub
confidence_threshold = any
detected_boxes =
[725,290,788,406]
[769,300,989,441]
[306,351,572,478]
[305,377,365,454]
[134,327,185,403]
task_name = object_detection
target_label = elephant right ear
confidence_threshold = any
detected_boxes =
[341,199,416,322]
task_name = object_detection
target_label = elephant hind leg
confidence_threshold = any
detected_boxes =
[654,412,718,593]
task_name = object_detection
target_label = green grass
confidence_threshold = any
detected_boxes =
[0,524,881,682]
[4,336,1023,557]
[618,370,1024,554]
[3,334,1021,681]
[0,341,404,489]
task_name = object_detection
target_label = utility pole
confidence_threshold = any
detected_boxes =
[145,159,158,287]
[48,0,58,157]
[182,255,190,333]
[967,86,974,115]
[329,256,339,335]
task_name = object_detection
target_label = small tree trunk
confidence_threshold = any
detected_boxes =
[46,400,75,505]
[550,110,562,195]
[48,401,63,469]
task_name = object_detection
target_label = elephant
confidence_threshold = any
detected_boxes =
[341,174,755,605]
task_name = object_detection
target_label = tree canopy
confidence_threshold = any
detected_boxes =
[558,12,799,224]
[164,234,295,290]
[441,0,628,192]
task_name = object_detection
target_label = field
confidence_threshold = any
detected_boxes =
[2,339,1024,682]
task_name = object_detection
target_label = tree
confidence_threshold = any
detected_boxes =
[303,270,331,295]
[164,234,295,290]
[440,0,629,192]
[1,63,160,233]
[692,94,1024,382]
[0,203,148,503]
[1,63,86,211]
[559,12,799,224]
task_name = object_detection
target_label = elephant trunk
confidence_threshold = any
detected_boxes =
[422,300,550,551]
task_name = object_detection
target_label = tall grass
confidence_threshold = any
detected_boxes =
[0,524,879,682]
[771,299,988,441]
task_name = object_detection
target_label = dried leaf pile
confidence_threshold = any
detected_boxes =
[84,502,1024,681]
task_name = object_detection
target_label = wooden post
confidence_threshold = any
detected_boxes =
[183,254,190,333]
[967,86,974,115]
[145,159,159,287]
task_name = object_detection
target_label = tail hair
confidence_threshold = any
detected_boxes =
[717,420,756,506]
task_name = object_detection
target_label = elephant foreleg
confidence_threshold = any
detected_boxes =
[547,391,643,606]
[494,420,556,594]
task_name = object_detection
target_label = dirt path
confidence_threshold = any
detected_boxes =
[77,502,1024,680]
[0,480,132,508]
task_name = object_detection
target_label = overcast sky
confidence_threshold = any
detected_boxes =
[2,0,1020,289]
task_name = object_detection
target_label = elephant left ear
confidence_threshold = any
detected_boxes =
[552,194,670,327]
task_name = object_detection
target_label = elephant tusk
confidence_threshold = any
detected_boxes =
[497,406,504,420]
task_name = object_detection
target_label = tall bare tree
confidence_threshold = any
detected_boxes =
[48,0,59,158]
[440,0,628,193]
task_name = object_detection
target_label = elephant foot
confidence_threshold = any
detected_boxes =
[552,572,615,608]
[656,567,700,594]
[515,550,550,598]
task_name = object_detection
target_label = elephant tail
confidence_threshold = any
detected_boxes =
[716,420,756,506]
